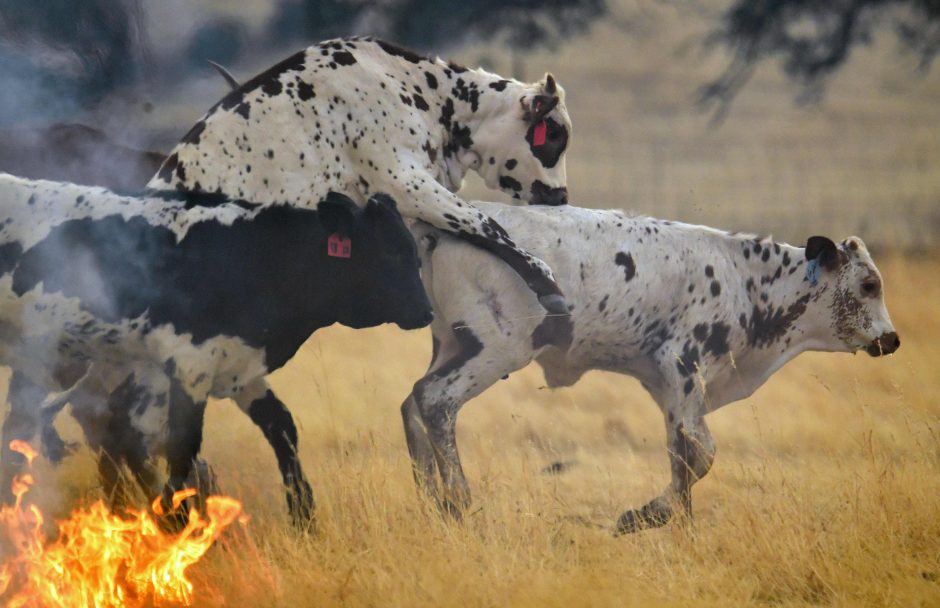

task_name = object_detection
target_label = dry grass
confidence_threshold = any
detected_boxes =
[9,251,937,607]
[1,2,936,604]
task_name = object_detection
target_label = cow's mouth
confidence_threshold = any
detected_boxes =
[865,331,900,357]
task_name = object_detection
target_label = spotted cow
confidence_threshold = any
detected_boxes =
[0,174,432,524]
[149,37,573,314]
[398,202,899,531]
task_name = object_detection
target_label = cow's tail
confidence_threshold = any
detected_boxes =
[39,363,96,413]
[37,364,96,464]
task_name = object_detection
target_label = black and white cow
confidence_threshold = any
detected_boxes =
[0,173,432,524]
[149,37,573,314]
[397,202,899,531]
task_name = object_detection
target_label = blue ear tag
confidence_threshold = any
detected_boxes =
[805,258,820,287]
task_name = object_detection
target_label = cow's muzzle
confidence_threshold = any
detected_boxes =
[866,331,900,357]
[397,308,434,331]
[530,182,568,206]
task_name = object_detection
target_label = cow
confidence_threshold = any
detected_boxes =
[0,173,432,526]
[149,37,574,315]
[0,123,165,192]
[393,202,899,532]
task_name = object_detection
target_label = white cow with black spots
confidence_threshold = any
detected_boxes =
[402,202,899,532]
[150,37,573,313]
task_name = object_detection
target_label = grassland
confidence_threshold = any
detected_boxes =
[11,251,936,607]
[5,1,940,604]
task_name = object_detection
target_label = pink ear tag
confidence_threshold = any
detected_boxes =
[533,121,547,146]
[327,233,351,258]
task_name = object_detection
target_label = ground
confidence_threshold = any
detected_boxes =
[9,252,939,607]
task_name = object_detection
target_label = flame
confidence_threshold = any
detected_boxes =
[0,441,244,607]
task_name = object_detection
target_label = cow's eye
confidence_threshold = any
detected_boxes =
[861,281,878,295]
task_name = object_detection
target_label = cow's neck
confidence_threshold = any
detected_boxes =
[424,62,520,124]
[423,63,525,188]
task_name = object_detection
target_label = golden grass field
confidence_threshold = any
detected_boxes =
[1,2,937,604]
[8,251,937,607]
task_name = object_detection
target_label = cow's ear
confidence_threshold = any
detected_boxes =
[318,192,359,235]
[526,94,559,125]
[805,236,842,271]
[366,192,399,215]
[543,73,557,96]
[364,193,404,223]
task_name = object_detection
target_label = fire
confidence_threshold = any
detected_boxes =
[0,441,245,607]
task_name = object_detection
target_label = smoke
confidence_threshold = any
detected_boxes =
[0,45,86,126]
[0,124,165,192]
[0,0,258,188]
[0,0,146,124]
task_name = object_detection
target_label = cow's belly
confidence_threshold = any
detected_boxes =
[0,281,268,402]
[140,325,269,401]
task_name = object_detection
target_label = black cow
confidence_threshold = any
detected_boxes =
[0,174,432,525]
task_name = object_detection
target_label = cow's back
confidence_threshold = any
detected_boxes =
[8,203,337,367]
[467,202,705,303]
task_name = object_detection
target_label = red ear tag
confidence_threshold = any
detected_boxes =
[533,121,547,146]
[327,233,351,258]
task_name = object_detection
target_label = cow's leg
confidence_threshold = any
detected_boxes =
[615,410,715,535]
[389,176,567,314]
[39,404,77,465]
[0,371,47,503]
[96,450,130,511]
[158,373,206,529]
[401,328,458,504]
[401,393,439,501]
[235,382,314,528]
[100,374,161,511]
[411,326,530,518]
[126,450,162,505]
[403,226,545,517]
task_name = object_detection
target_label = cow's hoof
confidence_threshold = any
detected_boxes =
[155,507,190,534]
[290,511,318,534]
[613,505,671,536]
[191,459,219,496]
[441,498,465,522]
[153,490,196,534]
[287,483,317,532]
[41,435,79,465]
[538,294,569,316]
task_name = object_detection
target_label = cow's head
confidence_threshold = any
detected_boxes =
[806,236,899,356]
[318,192,432,330]
[472,74,571,206]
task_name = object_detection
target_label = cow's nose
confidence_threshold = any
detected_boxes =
[866,331,900,356]
[531,185,568,206]
[401,308,433,330]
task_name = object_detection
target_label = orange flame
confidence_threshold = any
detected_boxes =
[0,441,245,607]
[9,440,37,465]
